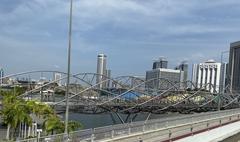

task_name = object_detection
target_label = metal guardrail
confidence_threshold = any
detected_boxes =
[17,109,240,142]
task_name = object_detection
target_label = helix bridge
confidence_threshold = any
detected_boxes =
[1,70,239,122]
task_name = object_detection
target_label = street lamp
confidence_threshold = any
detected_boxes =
[65,0,73,135]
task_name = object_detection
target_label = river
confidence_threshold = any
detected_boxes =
[66,112,183,129]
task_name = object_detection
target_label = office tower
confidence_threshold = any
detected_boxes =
[228,41,240,93]
[220,63,227,93]
[152,58,168,69]
[177,61,188,82]
[146,68,183,90]
[192,60,223,93]
[225,63,229,91]
[106,69,111,88]
[0,67,4,85]
[191,64,199,89]
[177,62,188,88]
[96,54,107,88]
[54,73,62,86]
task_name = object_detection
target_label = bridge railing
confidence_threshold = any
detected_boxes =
[18,109,240,142]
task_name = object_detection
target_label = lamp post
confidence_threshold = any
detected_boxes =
[65,0,73,135]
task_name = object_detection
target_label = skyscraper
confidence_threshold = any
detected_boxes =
[152,57,168,69]
[191,64,199,88]
[177,61,188,82]
[146,68,184,90]
[106,69,111,88]
[176,61,188,88]
[96,54,107,88]
[146,59,184,90]
[228,41,240,93]
[220,63,227,93]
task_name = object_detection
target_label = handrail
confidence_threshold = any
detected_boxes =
[18,109,240,142]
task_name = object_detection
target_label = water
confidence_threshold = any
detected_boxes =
[66,112,183,129]
[32,94,184,129]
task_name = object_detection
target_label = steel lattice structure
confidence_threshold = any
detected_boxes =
[1,70,240,116]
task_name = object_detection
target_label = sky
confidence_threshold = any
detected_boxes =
[0,0,240,77]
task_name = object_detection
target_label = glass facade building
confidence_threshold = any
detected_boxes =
[152,58,168,69]
[146,68,184,90]
[229,41,240,93]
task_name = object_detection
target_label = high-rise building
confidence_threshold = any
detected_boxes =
[220,63,228,93]
[177,62,188,88]
[54,73,62,86]
[96,54,107,88]
[106,69,111,88]
[228,41,240,93]
[152,58,168,69]
[192,60,224,93]
[176,61,188,82]
[191,64,199,89]
[146,68,184,90]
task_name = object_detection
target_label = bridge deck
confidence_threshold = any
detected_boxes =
[176,120,240,142]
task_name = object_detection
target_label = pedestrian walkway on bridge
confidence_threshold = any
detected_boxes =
[176,120,240,142]
[18,109,240,142]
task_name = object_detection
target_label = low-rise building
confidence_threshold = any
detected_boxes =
[192,60,226,93]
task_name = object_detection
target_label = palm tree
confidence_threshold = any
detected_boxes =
[67,121,83,132]
[26,101,54,119]
[1,89,82,140]
[1,92,32,140]
[43,115,83,135]
[43,115,64,135]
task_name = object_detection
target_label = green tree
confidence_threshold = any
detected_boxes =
[0,88,82,140]
[43,115,82,135]
[1,91,32,140]
[26,101,54,119]
[67,121,83,132]
[43,115,64,135]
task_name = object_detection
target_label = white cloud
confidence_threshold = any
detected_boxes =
[1,0,240,74]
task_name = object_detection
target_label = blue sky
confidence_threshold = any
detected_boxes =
[0,0,240,77]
